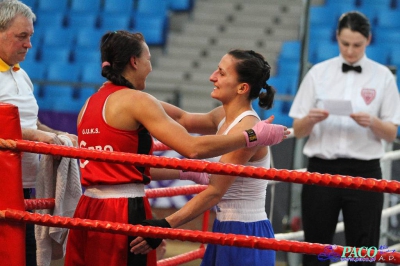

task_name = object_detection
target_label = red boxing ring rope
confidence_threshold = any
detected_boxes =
[0,102,398,265]
[1,138,400,194]
[1,209,399,264]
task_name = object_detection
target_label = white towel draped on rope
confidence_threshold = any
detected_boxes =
[35,135,82,266]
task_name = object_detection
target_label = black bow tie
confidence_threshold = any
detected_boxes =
[342,63,362,73]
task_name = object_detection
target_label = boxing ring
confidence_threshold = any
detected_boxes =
[1,102,400,265]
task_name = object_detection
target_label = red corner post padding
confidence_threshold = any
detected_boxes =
[0,103,25,266]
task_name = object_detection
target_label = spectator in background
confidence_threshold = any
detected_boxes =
[289,11,400,266]
[0,1,77,265]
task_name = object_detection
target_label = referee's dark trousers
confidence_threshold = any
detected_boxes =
[302,157,383,266]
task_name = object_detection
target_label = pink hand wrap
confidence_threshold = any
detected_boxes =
[179,170,210,185]
[243,121,285,148]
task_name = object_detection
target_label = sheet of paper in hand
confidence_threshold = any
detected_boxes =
[322,99,353,116]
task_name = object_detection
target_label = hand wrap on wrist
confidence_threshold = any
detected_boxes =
[179,170,210,185]
[140,219,171,249]
[243,121,285,148]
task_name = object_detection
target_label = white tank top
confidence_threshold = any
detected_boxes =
[209,110,270,222]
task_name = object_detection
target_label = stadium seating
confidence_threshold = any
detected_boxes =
[390,50,400,66]
[103,0,134,15]
[34,10,65,29]
[21,61,47,80]
[366,44,391,65]
[356,0,393,9]
[278,41,301,62]
[39,47,71,63]
[373,28,400,44]
[80,63,104,83]
[99,15,133,31]
[22,0,37,10]
[70,0,102,13]
[24,47,38,63]
[376,9,400,28]
[41,27,76,48]
[276,58,300,77]
[168,0,194,12]
[72,47,101,65]
[313,41,340,64]
[309,6,339,28]
[136,0,169,15]
[75,28,104,49]
[66,12,98,29]
[37,0,68,12]
[133,14,169,46]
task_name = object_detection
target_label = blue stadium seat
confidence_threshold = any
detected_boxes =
[39,47,71,63]
[133,14,168,46]
[30,29,42,48]
[42,27,76,48]
[309,6,339,28]
[103,0,134,15]
[22,0,37,10]
[99,15,132,31]
[81,63,105,84]
[267,99,293,127]
[168,0,194,12]
[24,47,38,63]
[314,41,340,64]
[278,41,301,62]
[40,85,81,112]
[21,60,46,79]
[324,0,357,13]
[351,7,379,26]
[66,12,98,29]
[356,0,393,9]
[34,11,65,28]
[268,76,290,95]
[37,0,68,12]
[325,0,356,7]
[136,0,169,15]
[309,25,336,43]
[46,63,81,82]
[75,28,104,49]
[70,0,102,12]
[366,44,391,65]
[72,47,101,65]
[40,62,83,113]
[376,9,400,29]
[394,0,400,9]
[79,88,97,100]
[373,27,400,43]
[268,75,299,96]
[276,59,301,77]
[390,50,400,66]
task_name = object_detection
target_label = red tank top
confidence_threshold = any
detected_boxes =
[78,82,153,186]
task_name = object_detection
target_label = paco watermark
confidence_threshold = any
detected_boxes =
[318,245,396,263]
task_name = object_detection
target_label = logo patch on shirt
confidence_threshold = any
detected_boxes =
[361,88,376,105]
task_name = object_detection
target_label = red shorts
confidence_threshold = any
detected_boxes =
[65,195,156,266]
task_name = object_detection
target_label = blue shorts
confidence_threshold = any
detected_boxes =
[201,219,276,266]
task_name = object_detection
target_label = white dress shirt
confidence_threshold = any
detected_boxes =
[289,54,400,160]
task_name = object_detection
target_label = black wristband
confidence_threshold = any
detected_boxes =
[245,129,257,142]
[140,219,171,249]
[141,218,171,228]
